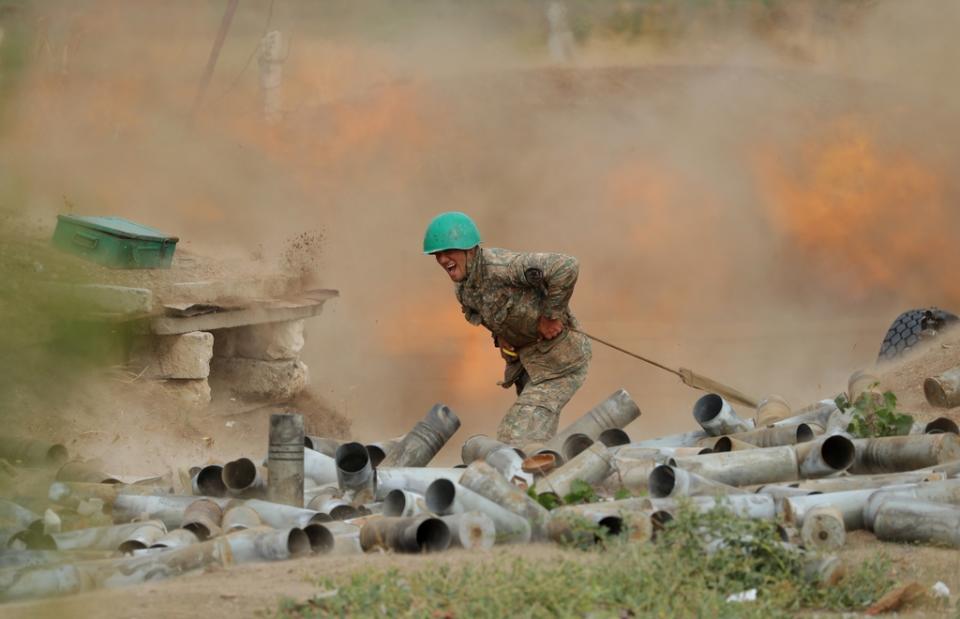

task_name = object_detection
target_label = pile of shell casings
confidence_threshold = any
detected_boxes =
[3,366,960,603]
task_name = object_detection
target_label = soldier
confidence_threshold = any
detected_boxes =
[423,211,591,447]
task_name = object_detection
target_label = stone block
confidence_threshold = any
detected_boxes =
[212,320,305,361]
[133,331,213,379]
[210,358,308,401]
[160,378,211,408]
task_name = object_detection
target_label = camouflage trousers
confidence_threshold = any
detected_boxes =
[495,363,589,447]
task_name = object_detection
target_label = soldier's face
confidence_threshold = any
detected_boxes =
[434,249,470,282]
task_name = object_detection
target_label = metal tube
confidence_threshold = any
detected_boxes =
[307,496,360,521]
[314,520,363,555]
[772,399,839,431]
[224,526,311,562]
[793,470,945,493]
[379,404,461,467]
[359,516,451,553]
[648,465,747,499]
[461,434,522,464]
[304,448,339,486]
[670,445,799,487]
[440,513,496,550]
[850,434,960,474]
[754,485,820,499]
[800,507,845,551]
[924,417,960,435]
[244,499,329,528]
[192,464,228,497]
[365,435,405,468]
[375,467,463,498]
[720,424,815,448]
[538,443,615,499]
[925,367,960,408]
[0,437,68,467]
[221,505,261,532]
[873,499,960,547]
[598,428,631,448]
[303,436,341,457]
[537,389,641,460]
[267,413,304,507]
[645,495,776,520]
[626,431,709,449]
[692,394,753,436]
[383,490,428,517]
[0,537,233,602]
[301,524,335,554]
[861,478,960,530]
[755,395,791,426]
[335,442,376,502]
[112,495,231,529]
[609,458,657,495]
[181,498,223,540]
[796,434,855,477]
[222,458,266,496]
[424,479,531,544]
[458,461,550,540]
[781,487,914,530]
[149,528,200,550]
[561,433,595,462]
[51,520,166,552]
[118,523,167,554]
[709,437,758,452]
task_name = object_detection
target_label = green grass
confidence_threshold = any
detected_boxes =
[276,503,895,618]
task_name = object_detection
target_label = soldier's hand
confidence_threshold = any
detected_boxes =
[538,316,563,340]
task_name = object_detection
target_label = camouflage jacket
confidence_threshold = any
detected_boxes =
[455,247,591,384]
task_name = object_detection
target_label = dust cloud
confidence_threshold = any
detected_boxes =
[1,1,958,462]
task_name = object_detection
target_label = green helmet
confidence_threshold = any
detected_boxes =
[422,212,482,254]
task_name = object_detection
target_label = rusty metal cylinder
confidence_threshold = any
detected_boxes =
[51,520,167,552]
[709,436,758,452]
[149,528,199,550]
[459,461,549,539]
[598,428,631,448]
[335,442,376,501]
[192,464,228,497]
[925,417,960,435]
[648,464,746,499]
[538,389,641,461]
[245,499,328,529]
[383,490,428,517]
[693,394,753,436]
[873,499,960,547]
[55,461,119,484]
[772,400,839,432]
[225,526,311,562]
[722,424,815,448]
[755,395,792,426]
[112,495,230,529]
[0,437,68,467]
[425,479,531,544]
[267,413,304,507]
[118,523,167,554]
[182,498,223,540]
[461,435,522,464]
[561,433,595,462]
[359,516,451,553]
[924,367,960,409]
[796,434,856,477]
[222,458,266,496]
[538,443,614,499]
[380,404,461,467]
[670,445,799,487]
[862,479,960,530]
[850,434,960,474]
[365,436,405,468]
[800,507,846,551]
[221,505,262,532]
[440,513,496,550]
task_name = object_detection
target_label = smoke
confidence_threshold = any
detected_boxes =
[2,1,958,463]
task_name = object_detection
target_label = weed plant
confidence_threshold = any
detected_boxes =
[278,503,893,618]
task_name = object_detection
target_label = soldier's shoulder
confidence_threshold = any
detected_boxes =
[482,247,523,269]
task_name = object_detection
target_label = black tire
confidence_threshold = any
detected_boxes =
[878,307,959,362]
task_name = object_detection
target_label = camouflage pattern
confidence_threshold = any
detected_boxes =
[455,247,591,445]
